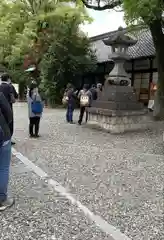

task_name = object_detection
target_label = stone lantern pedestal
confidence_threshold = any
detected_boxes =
[87,27,152,133]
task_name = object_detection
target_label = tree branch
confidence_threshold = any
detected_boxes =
[81,0,122,11]
[113,7,123,12]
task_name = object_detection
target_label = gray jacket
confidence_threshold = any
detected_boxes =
[0,92,13,141]
[27,93,43,118]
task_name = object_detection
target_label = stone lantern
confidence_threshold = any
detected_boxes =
[103,27,137,86]
[87,27,152,134]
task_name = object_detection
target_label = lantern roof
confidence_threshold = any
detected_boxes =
[103,27,137,47]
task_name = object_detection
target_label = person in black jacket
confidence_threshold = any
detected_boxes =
[90,84,98,100]
[0,73,18,145]
[9,80,18,145]
[0,92,15,211]
[64,83,77,123]
[0,73,12,104]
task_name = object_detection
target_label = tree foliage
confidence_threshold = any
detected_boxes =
[121,0,164,118]
[39,19,96,105]
[123,0,163,24]
[0,0,96,103]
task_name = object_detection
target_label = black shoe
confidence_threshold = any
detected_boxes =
[78,121,81,125]
[11,141,16,145]
[34,134,40,138]
[0,197,15,211]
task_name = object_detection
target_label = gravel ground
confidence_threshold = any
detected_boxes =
[0,157,110,240]
[7,103,164,240]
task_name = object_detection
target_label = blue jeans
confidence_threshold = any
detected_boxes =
[66,104,74,122]
[0,141,11,202]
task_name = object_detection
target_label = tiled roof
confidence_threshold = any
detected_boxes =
[90,28,155,62]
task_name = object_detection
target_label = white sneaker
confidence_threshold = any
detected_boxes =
[0,197,15,211]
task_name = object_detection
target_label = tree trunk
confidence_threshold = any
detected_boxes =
[149,19,164,119]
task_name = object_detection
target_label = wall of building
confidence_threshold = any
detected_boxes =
[131,58,157,104]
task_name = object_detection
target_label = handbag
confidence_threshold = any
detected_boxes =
[62,96,69,105]
[62,91,69,105]
[10,93,16,104]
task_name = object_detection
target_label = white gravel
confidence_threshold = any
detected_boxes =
[5,104,164,240]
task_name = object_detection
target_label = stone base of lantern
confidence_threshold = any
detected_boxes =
[87,108,153,134]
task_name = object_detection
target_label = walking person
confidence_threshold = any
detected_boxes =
[78,84,92,125]
[27,86,43,138]
[62,83,77,124]
[0,92,14,211]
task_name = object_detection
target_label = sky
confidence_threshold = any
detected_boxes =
[81,9,126,37]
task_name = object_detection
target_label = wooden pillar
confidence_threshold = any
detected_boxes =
[148,57,153,100]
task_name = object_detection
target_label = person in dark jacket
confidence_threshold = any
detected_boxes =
[0,73,13,104]
[0,92,15,211]
[90,84,98,100]
[9,80,18,145]
[64,83,76,123]
[0,73,18,145]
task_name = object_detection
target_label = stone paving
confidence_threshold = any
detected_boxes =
[0,103,164,240]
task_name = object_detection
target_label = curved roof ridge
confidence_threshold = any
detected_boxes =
[90,26,155,61]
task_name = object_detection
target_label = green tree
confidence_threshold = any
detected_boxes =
[0,0,95,100]
[0,0,90,67]
[80,0,164,118]
[39,15,97,106]
[8,0,89,63]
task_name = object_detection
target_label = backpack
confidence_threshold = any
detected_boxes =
[31,99,43,114]
[80,90,90,107]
